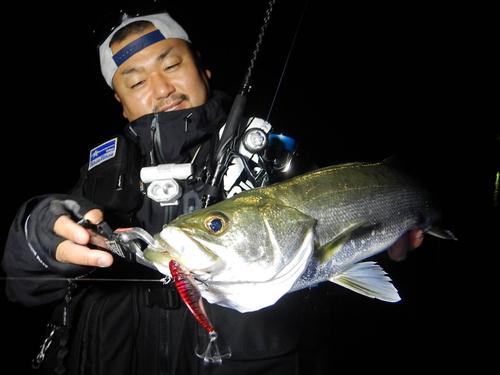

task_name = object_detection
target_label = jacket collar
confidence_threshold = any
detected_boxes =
[126,90,231,165]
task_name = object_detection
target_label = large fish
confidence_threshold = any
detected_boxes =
[144,158,456,313]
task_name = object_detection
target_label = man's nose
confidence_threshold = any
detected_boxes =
[152,74,174,98]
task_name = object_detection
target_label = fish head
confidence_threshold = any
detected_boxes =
[148,192,316,282]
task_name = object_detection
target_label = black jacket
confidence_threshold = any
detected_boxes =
[2,90,315,375]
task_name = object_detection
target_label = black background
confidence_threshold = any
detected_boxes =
[1,1,496,373]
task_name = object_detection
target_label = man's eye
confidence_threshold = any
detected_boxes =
[131,80,145,89]
[165,63,180,71]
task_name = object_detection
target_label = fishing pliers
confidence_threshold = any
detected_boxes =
[78,219,162,271]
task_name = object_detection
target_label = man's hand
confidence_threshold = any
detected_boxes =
[53,209,114,268]
[387,228,424,261]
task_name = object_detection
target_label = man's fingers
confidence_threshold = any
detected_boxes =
[53,209,105,245]
[56,240,114,267]
[83,209,105,224]
[53,209,112,267]
[408,228,425,249]
[53,215,91,244]
[388,229,424,262]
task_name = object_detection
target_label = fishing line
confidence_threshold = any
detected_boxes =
[0,276,169,283]
[266,0,309,122]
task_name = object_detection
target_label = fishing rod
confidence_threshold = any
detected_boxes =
[201,0,276,207]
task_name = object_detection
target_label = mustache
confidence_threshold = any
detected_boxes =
[153,94,188,112]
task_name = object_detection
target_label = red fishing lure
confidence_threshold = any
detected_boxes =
[169,260,231,363]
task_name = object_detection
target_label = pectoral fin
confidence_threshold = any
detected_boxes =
[315,221,366,263]
[329,261,400,302]
[427,226,458,241]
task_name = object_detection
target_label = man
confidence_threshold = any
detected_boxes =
[2,11,423,375]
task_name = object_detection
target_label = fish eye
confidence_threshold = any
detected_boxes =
[203,212,229,234]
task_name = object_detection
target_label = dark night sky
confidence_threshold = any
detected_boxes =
[7,0,496,198]
[1,1,496,373]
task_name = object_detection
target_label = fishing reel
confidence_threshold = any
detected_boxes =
[237,123,299,181]
[263,134,298,176]
[221,117,299,198]
[241,127,269,153]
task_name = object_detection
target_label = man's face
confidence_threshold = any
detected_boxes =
[111,27,211,122]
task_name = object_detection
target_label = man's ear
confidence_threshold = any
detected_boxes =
[195,50,211,79]
[114,93,127,119]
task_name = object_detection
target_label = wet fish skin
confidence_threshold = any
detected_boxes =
[145,159,456,312]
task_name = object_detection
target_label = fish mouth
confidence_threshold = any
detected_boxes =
[156,226,219,273]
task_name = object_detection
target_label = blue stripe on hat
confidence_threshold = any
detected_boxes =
[112,29,165,67]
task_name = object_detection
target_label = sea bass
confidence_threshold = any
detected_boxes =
[144,159,456,313]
